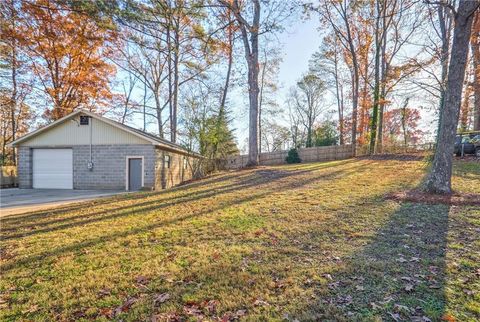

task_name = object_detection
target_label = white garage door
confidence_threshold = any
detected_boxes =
[33,149,73,189]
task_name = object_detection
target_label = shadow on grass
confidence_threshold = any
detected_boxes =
[294,202,450,321]
[1,160,366,239]
[1,170,250,225]
[0,160,372,271]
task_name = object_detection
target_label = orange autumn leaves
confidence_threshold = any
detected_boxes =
[15,0,117,121]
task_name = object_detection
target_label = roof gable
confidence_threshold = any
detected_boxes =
[9,110,203,157]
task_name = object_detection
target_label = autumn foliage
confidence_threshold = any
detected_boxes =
[18,0,117,121]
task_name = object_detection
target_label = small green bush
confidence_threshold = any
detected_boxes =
[285,148,301,164]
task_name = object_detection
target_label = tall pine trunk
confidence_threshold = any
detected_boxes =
[424,0,478,194]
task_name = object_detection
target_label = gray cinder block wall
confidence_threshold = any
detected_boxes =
[17,145,155,189]
[73,145,156,190]
[17,146,33,188]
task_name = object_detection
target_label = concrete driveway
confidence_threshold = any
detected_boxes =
[0,189,126,216]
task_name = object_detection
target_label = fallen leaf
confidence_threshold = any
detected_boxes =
[328,281,339,289]
[355,285,364,291]
[204,299,218,314]
[183,304,203,317]
[394,303,411,314]
[441,313,456,322]
[404,284,414,292]
[380,296,394,305]
[322,273,333,281]
[463,289,474,296]
[234,309,247,318]
[370,302,382,310]
[389,312,402,321]
[113,297,137,317]
[336,295,353,306]
[253,299,269,307]
[99,308,113,318]
[153,293,170,305]
[98,288,111,297]
[135,275,149,285]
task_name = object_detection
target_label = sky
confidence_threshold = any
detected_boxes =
[231,18,323,151]
[123,12,438,152]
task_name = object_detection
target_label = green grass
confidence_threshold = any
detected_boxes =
[1,158,479,321]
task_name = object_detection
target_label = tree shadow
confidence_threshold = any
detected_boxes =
[1,170,249,225]
[0,160,373,271]
[295,202,450,321]
[1,160,368,239]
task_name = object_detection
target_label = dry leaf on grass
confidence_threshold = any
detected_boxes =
[153,293,170,305]
[253,299,270,307]
[113,297,137,317]
[404,284,414,292]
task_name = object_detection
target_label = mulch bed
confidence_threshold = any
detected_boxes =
[386,190,480,206]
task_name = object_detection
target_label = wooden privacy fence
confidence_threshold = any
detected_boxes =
[356,143,435,156]
[225,145,354,169]
[1,166,17,188]
[224,143,434,169]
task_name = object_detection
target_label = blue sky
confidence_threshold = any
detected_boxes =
[232,17,323,151]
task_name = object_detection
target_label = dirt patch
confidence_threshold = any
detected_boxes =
[358,154,426,161]
[385,189,480,205]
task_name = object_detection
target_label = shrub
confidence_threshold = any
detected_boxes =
[285,148,301,164]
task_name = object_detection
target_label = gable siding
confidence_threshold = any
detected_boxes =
[18,114,150,146]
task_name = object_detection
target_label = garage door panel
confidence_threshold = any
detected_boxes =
[33,149,73,189]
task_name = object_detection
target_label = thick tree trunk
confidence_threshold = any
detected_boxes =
[246,53,260,166]
[243,0,260,166]
[472,12,480,130]
[436,5,454,138]
[425,0,478,194]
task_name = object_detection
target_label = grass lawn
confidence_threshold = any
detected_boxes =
[1,157,479,321]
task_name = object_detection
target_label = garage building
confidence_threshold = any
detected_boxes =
[9,110,202,190]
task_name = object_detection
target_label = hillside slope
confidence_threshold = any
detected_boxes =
[1,158,479,321]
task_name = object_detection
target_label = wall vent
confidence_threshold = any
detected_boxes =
[80,115,89,125]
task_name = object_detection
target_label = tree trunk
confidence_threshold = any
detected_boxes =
[333,39,345,145]
[258,51,267,154]
[377,8,389,154]
[424,0,478,194]
[472,12,480,130]
[246,50,260,166]
[369,0,382,155]
[154,91,164,138]
[460,77,472,131]
[242,0,260,166]
[171,18,180,143]
[436,5,454,138]
[401,98,410,152]
[222,0,260,166]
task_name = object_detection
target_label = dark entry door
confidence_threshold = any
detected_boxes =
[128,158,142,191]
